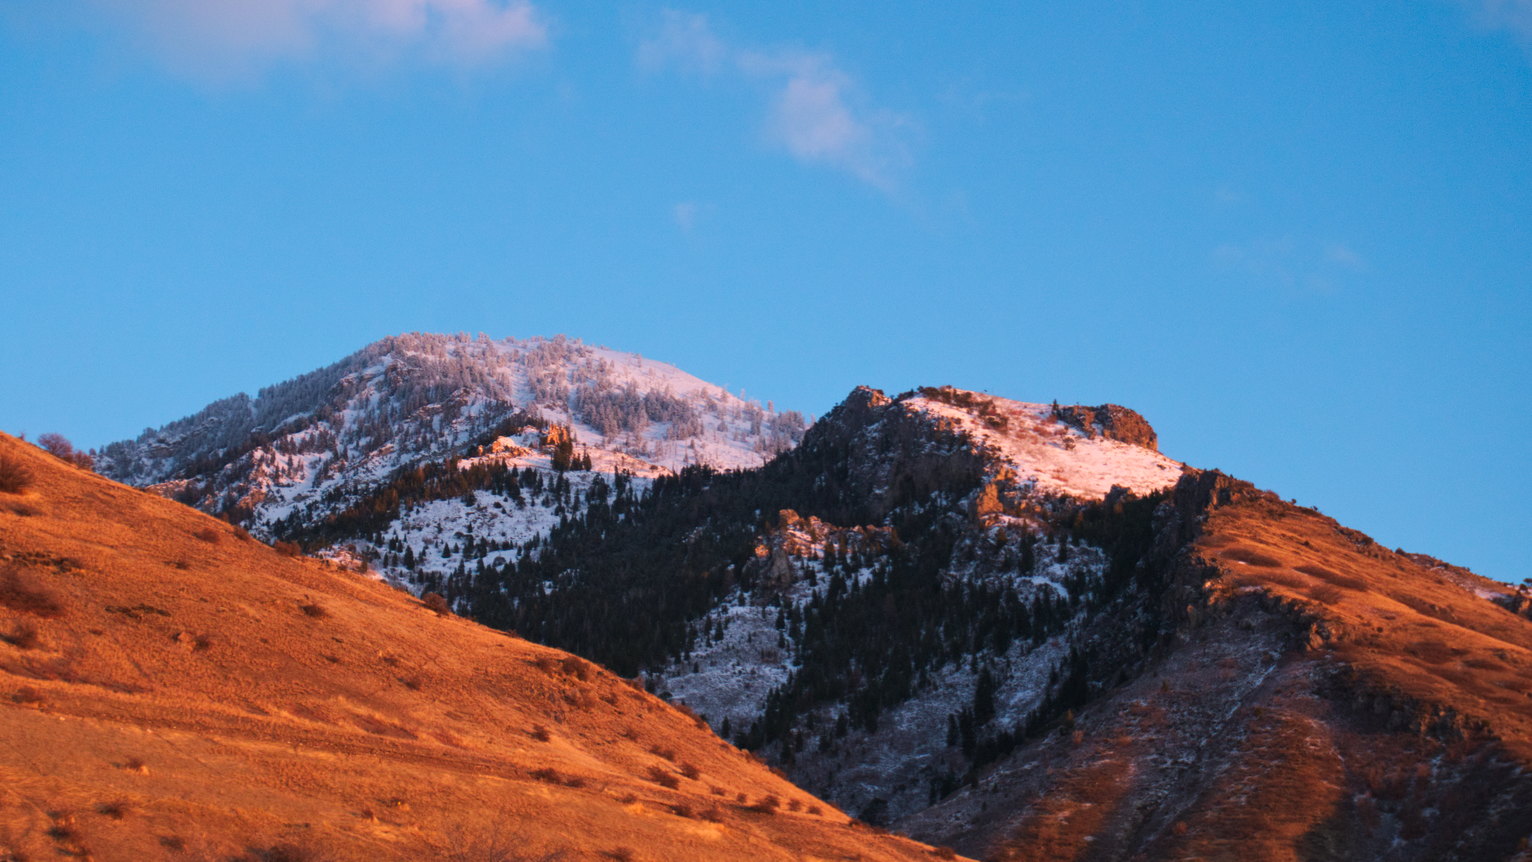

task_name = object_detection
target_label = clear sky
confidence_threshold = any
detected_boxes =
[2,2,1529,583]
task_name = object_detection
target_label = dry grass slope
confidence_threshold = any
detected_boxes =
[0,433,963,862]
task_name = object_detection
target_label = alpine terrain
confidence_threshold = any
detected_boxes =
[94,333,1532,861]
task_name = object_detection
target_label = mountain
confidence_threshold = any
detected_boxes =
[0,432,955,861]
[96,335,1532,859]
[464,384,1532,860]
[97,332,806,592]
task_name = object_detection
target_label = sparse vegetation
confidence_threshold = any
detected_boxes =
[0,564,64,618]
[37,433,93,471]
[1,622,39,649]
[560,655,594,681]
[423,592,452,615]
[530,767,586,789]
[249,843,318,862]
[0,453,34,494]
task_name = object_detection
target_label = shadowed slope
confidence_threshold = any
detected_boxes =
[0,434,957,861]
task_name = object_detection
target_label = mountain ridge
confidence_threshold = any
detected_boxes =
[83,333,1532,859]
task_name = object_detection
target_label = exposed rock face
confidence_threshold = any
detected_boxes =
[1053,403,1160,451]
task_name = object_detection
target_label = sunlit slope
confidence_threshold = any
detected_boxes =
[0,434,956,861]
[902,474,1532,862]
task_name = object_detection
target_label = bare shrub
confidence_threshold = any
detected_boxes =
[531,724,551,742]
[749,794,781,814]
[1,623,39,650]
[250,843,318,862]
[604,849,635,862]
[422,592,452,615]
[646,766,680,789]
[674,701,709,729]
[96,801,128,820]
[1308,584,1345,606]
[193,527,221,544]
[1222,547,1282,568]
[1408,639,1456,665]
[1295,564,1367,590]
[679,761,700,780]
[37,433,93,471]
[0,453,33,494]
[698,805,726,823]
[931,848,958,860]
[560,655,593,681]
[298,603,328,619]
[670,802,695,819]
[807,804,823,816]
[273,541,302,557]
[648,745,677,762]
[0,564,64,618]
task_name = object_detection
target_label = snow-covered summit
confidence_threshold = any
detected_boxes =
[97,332,808,534]
[898,386,1184,501]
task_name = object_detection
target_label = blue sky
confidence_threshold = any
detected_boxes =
[2,1,1529,583]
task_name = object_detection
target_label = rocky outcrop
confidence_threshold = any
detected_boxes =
[1053,403,1159,450]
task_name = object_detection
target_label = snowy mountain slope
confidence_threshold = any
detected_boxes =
[97,333,807,565]
[900,387,1183,500]
[460,381,1532,861]
[469,384,1188,823]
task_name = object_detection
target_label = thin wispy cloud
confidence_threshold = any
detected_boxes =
[672,201,707,232]
[640,10,912,190]
[89,0,548,83]
[1212,237,1367,293]
[1467,0,1532,41]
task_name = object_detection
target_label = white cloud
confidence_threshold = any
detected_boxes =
[640,11,911,189]
[638,10,726,75]
[1324,242,1367,271]
[1469,0,1532,41]
[89,0,548,82]
[1212,237,1366,293]
[672,201,702,232]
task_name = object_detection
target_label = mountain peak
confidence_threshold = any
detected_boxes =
[889,386,1182,501]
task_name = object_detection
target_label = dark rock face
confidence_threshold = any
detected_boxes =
[1054,403,1160,451]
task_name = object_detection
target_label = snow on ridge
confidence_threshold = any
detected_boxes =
[902,392,1184,501]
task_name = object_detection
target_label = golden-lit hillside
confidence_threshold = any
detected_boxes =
[0,434,959,861]
[902,476,1532,862]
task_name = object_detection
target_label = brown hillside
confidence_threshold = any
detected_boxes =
[0,434,960,862]
[902,474,1532,862]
